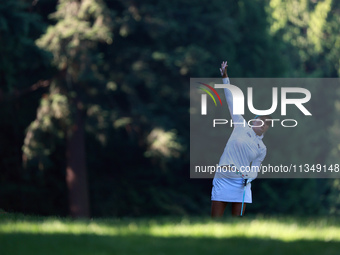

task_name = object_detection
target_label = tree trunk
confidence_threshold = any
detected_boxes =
[66,100,90,218]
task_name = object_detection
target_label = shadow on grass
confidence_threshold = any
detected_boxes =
[0,233,339,255]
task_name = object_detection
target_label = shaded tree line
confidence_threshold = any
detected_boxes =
[0,0,340,217]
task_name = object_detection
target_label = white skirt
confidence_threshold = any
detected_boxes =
[211,175,252,203]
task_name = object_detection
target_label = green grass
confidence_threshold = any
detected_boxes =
[1,213,340,255]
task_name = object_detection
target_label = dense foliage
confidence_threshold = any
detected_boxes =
[0,0,339,217]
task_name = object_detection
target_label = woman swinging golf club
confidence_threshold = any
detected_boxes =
[211,60,272,217]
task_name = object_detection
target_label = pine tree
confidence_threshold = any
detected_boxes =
[23,0,113,218]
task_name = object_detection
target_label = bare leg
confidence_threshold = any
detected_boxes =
[211,201,228,218]
[231,202,246,216]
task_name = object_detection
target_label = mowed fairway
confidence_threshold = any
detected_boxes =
[1,213,340,255]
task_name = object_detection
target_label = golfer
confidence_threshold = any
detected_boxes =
[211,60,271,217]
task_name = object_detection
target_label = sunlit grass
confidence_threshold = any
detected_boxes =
[1,214,340,255]
[1,213,340,242]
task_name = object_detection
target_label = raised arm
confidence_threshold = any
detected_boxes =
[219,61,245,125]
